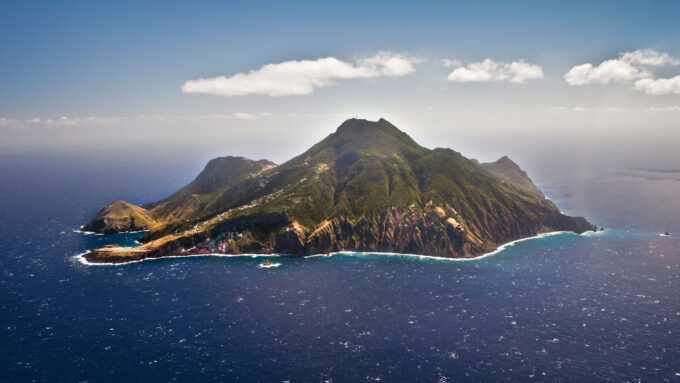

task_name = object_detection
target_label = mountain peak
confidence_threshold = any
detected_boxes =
[324,118,422,156]
[335,117,393,132]
[495,155,516,165]
[482,156,543,197]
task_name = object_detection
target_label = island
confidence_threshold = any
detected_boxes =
[83,118,593,263]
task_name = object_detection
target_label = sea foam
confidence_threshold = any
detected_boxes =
[73,230,593,267]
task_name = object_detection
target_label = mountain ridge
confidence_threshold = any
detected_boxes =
[83,156,276,233]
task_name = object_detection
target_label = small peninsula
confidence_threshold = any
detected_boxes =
[83,118,593,263]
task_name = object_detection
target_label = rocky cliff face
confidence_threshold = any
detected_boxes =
[85,118,594,263]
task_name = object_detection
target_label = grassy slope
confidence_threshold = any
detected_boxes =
[480,156,544,197]
[144,156,276,221]
[84,156,276,234]
[82,200,158,234]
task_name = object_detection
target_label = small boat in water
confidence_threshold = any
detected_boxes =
[258,259,280,268]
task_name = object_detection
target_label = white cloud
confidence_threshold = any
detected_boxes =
[440,59,461,68]
[644,106,680,112]
[0,115,131,129]
[181,52,419,97]
[359,52,420,77]
[233,112,260,120]
[620,49,680,67]
[0,113,299,128]
[633,75,680,95]
[564,49,680,95]
[0,117,13,127]
[231,112,296,120]
[446,59,544,84]
[564,60,649,85]
[546,106,626,113]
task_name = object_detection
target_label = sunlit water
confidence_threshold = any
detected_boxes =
[1,153,678,382]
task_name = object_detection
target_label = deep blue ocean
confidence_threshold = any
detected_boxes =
[1,152,679,382]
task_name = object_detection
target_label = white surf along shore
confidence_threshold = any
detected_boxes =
[72,229,606,267]
[73,226,149,236]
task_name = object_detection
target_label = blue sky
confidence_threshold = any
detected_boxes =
[1,1,679,166]
[2,0,679,116]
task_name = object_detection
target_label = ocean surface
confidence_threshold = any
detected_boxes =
[1,152,679,382]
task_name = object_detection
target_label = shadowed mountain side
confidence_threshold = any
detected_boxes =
[85,118,594,263]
